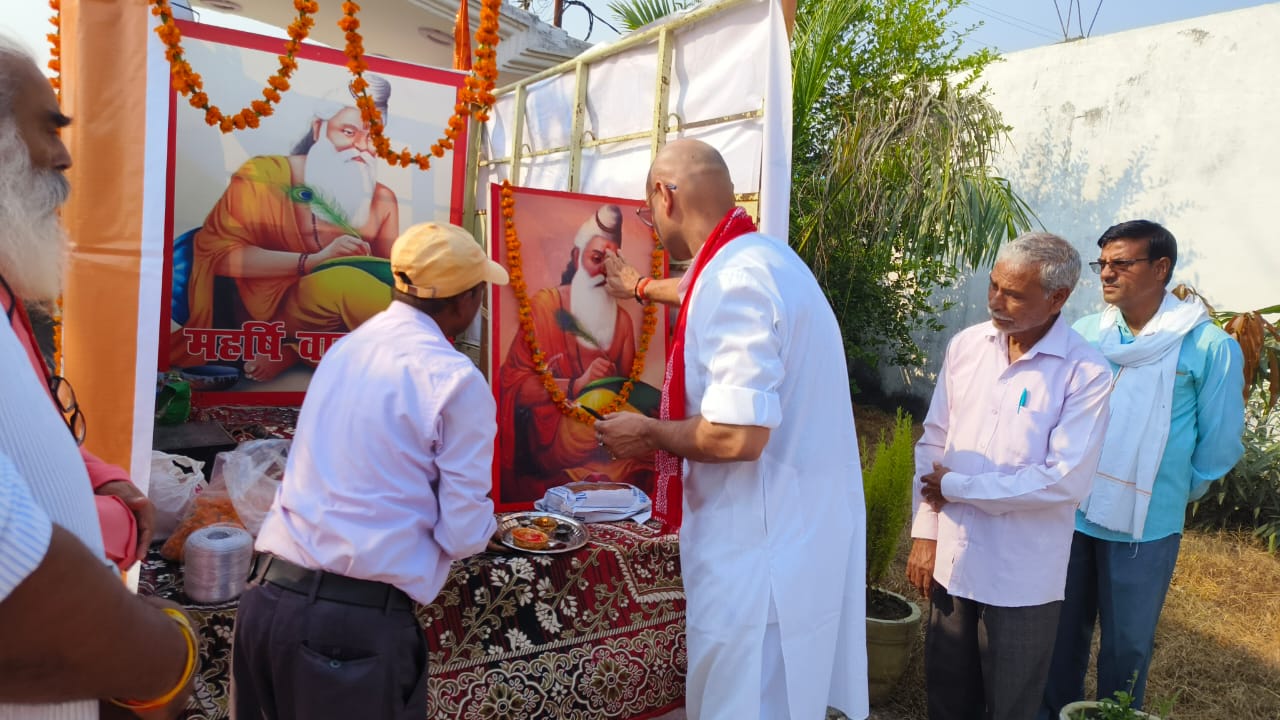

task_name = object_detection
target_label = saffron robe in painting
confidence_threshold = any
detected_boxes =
[498,286,653,503]
[169,156,392,367]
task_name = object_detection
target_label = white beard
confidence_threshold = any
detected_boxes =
[0,121,70,305]
[304,133,376,230]
[568,257,617,350]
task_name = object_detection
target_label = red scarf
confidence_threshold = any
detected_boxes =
[654,207,758,532]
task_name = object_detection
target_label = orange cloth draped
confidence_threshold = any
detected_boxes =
[498,287,653,503]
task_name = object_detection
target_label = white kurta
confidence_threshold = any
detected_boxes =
[680,232,868,720]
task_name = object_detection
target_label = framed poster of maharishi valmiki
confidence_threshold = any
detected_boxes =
[159,21,469,406]
[491,182,667,511]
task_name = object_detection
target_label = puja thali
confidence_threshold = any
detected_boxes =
[497,511,588,554]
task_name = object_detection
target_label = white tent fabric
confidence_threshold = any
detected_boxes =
[481,0,792,242]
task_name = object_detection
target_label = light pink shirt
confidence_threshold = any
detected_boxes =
[911,315,1111,607]
[256,302,498,604]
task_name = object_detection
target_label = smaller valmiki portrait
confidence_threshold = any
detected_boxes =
[160,21,468,405]
[491,183,668,510]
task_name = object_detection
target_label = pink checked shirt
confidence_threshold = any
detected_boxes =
[911,315,1111,606]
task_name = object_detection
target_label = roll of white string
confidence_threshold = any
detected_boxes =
[183,523,253,604]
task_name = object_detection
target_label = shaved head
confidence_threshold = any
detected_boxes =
[644,139,736,261]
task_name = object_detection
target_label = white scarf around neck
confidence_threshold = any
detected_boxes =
[1080,291,1209,538]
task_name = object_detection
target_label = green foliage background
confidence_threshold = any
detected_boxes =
[789,0,1034,381]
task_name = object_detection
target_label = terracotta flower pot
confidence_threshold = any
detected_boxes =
[866,587,922,706]
[1059,700,1159,719]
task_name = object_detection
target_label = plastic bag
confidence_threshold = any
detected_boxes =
[148,451,205,541]
[214,439,290,537]
[161,473,243,562]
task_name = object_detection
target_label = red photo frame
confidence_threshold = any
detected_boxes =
[158,21,469,406]
[490,183,668,511]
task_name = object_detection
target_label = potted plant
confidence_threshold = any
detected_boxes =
[862,408,922,705]
[1059,684,1172,720]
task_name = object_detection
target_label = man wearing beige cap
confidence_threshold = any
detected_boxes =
[231,222,508,720]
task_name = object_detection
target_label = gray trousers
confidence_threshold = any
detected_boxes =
[925,582,1062,720]
[231,581,428,720]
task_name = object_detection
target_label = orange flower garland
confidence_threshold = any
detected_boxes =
[500,182,663,426]
[342,0,503,170]
[47,0,61,95]
[47,0,62,371]
[150,0,316,133]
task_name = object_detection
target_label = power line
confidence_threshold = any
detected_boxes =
[1086,0,1104,37]
[970,1,1061,37]
[966,4,1061,42]
[560,0,621,41]
[1051,0,1068,38]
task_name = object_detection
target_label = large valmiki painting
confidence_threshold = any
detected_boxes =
[491,183,667,510]
[160,21,468,405]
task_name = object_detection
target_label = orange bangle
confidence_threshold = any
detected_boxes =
[110,608,197,711]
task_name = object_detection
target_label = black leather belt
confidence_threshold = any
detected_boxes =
[249,553,413,612]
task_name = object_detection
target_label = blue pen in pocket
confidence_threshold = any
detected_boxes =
[1017,388,1028,414]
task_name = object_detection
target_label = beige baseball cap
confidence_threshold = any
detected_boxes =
[390,222,508,299]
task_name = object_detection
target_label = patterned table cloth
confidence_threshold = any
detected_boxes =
[139,520,686,719]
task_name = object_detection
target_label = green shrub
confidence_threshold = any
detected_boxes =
[863,409,915,585]
[1188,390,1280,552]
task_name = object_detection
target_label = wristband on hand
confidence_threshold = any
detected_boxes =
[635,277,652,305]
[297,252,311,277]
[110,608,198,711]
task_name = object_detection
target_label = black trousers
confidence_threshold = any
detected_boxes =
[925,582,1062,720]
[231,581,428,720]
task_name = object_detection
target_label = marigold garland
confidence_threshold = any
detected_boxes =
[150,0,316,133]
[47,0,61,95]
[501,182,663,426]
[342,0,503,170]
[47,0,63,371]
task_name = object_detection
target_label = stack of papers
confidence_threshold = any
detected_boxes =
[535,481,652,524]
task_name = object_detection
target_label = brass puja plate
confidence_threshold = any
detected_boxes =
[498,511,588,554]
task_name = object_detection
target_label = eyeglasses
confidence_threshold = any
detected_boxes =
[1088,257,1151,274]
[1,274,86,446]
[636,183,677,228]
[50,375,87,446]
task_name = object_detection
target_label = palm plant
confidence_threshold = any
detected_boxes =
[606,0,694,31]
[790,0,1033,376]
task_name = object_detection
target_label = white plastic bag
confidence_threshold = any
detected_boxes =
[214,439,290,536]
[148,451,205,541]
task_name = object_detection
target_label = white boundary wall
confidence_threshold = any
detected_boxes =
[880,3,1280,403]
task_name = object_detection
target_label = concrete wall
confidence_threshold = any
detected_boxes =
[874,3,1280,405]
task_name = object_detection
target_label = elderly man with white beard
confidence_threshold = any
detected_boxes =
[497,204,656,502]
[0,47,156,573]
[0,37,198,718]
[170,76,400,381]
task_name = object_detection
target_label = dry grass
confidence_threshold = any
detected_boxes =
[1148,530,1280,718]
[853,406,1280,720]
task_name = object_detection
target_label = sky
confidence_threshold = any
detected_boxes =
[530,0,1280,55]
[4,0,1277,74]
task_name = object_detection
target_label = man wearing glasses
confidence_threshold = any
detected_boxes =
[595,139,869,720]
[1040,220,1246,718]
[0,37,195,718]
